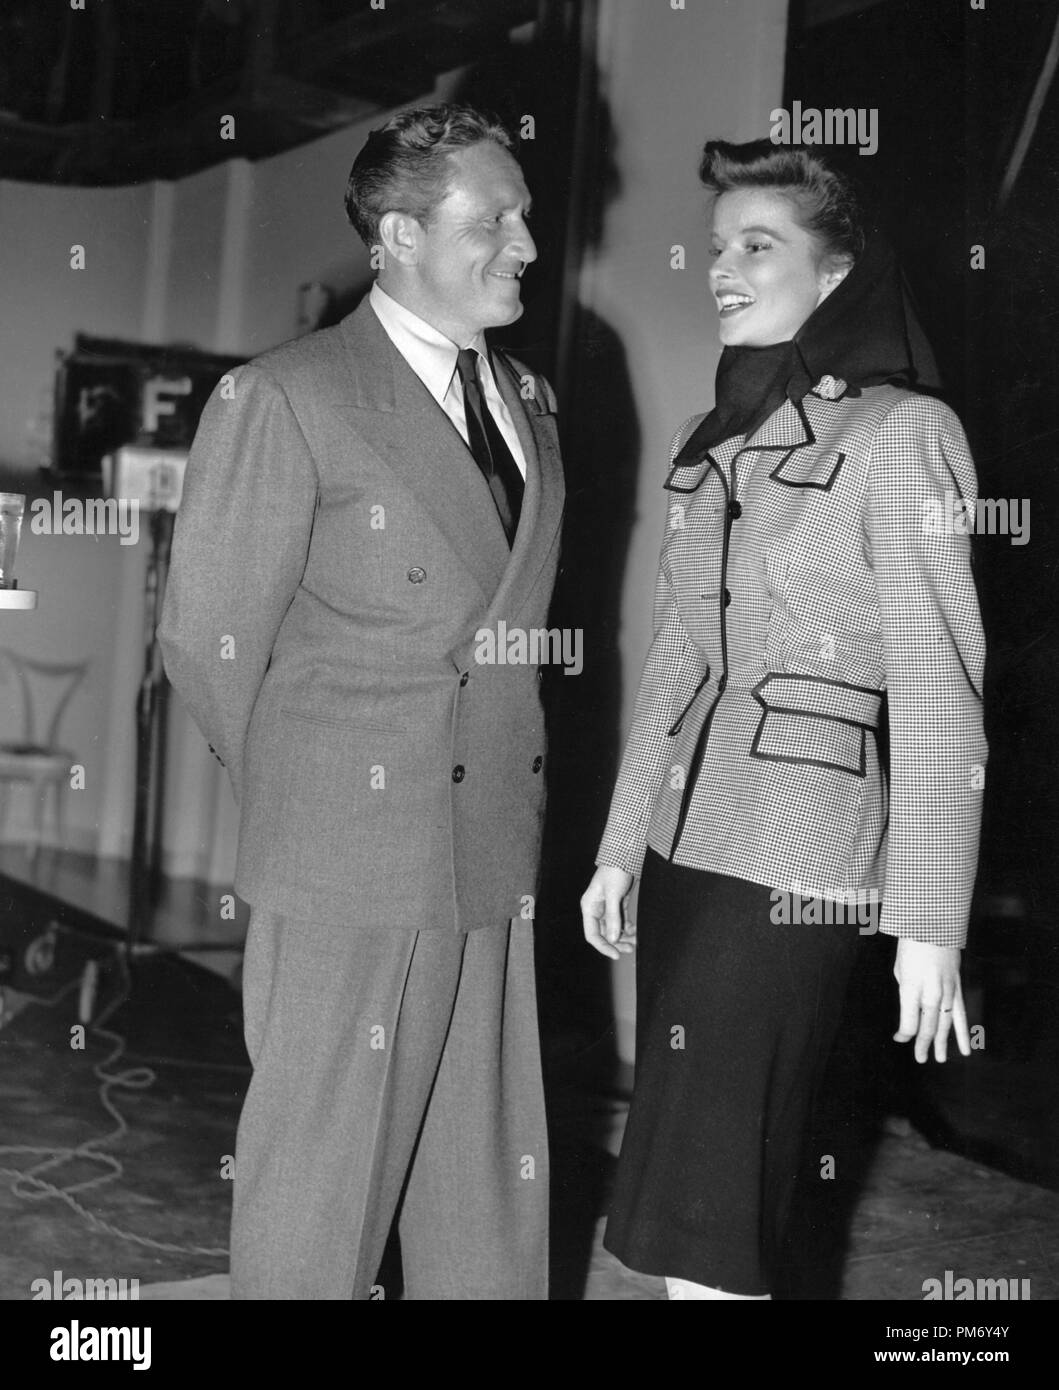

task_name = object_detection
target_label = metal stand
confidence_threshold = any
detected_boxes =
[127,508,174,963]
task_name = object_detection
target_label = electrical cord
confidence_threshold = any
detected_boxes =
[0,959,230,1258]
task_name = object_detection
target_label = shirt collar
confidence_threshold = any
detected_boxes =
[370,282,490,406]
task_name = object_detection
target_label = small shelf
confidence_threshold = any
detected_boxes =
[0,589,38,609]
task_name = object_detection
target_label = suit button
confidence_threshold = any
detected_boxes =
[459,672,469,687]
[452,765,465,782]
[724,588,731,607]
[531,755,543,773]
[728,500,742,520]
[407,566,426,584]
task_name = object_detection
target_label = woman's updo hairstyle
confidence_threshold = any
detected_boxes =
[699,139,866,268]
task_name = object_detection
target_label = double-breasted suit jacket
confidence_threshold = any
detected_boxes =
[159,297,565,933]
[597,376,987,947]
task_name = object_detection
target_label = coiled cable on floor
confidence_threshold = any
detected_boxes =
[0,960,229,1258]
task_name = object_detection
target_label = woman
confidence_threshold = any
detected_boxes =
[580,141,987,1301]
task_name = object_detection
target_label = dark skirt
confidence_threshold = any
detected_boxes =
[603,849,864,1295]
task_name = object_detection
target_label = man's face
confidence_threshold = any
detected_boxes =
[405,141,536,345]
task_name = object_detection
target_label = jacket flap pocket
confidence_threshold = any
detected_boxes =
[750,708,867,777]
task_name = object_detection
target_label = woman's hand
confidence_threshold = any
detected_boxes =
[893,938,972,1063]
[580,866,636,960]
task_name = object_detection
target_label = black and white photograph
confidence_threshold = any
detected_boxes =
[0,0,1055,1356]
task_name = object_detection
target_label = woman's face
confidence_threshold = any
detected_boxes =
[708,188,848,346]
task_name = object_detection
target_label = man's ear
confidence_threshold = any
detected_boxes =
[378,211,422,267]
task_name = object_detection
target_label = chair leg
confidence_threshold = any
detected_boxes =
[51,777,66,851]
[28,777,45,864]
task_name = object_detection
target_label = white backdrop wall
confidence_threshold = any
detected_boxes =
[583,0,789,1061]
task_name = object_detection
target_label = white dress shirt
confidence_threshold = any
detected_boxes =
[369,281,528,478]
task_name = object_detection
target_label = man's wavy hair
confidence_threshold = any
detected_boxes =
[345,103,514,248]
[699,140,867,266]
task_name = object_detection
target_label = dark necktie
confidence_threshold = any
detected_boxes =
[456,348,524,545]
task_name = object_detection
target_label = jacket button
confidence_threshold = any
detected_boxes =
[407,566,426,584]
[724,588,732,607]
[728,500,742,520]
[531,755,543,773]
[459,671,469,687]
[452,765,465,782]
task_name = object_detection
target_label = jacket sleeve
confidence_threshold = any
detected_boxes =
[596,417,709,876]
[865,395,988,947]
[157,363,319,804]
[596,562,699,875]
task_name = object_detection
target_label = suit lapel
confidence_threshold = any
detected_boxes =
[337,301,511,602]
[336,302,564,627]
[484,349,564,619]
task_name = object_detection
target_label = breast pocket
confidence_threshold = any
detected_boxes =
[769,448,845,491]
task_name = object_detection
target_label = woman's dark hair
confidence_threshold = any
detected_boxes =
[699,139,866,265]
[345,103,514,247]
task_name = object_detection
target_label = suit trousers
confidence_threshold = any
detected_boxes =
[229,910,549,1300]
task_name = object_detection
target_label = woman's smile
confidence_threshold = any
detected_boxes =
[715,292,756,318]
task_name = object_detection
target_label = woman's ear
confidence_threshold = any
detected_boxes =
[817,256,853,305]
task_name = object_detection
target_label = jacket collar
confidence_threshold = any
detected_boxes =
[664,389,826,494]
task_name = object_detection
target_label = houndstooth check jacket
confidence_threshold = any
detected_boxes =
[596,376,988,947]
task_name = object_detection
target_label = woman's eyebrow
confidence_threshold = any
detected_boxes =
[736,224,786,239]
[711,223,788,243]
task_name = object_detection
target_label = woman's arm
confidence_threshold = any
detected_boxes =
[584,426,713,958]
[594,557,704,875]
[583,559,692,958]
[865,393,988,1060]
[866,392,988,947]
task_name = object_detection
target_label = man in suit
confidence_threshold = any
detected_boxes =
[158,104,564,1300]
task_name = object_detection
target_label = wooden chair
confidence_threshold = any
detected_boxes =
[0,650,89,862]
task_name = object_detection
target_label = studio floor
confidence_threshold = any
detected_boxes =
[1,934,1057,1302]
